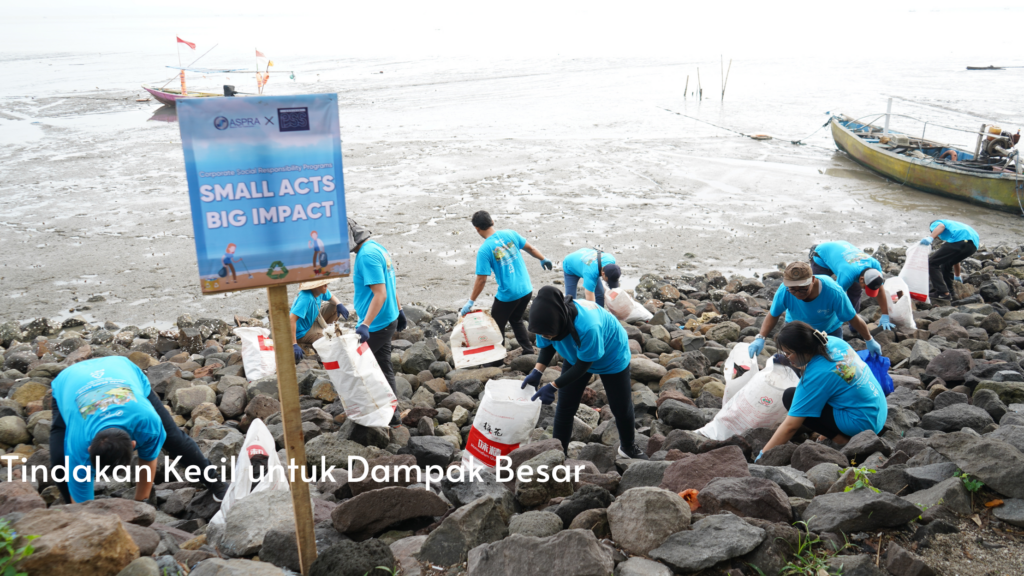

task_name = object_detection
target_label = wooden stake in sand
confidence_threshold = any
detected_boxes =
[267,285,318,574]
[697,68,702,100]
[684,75,689,100]
[722,58,732,101]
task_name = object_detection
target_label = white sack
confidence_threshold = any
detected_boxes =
[210,418,289,525]
[234,327,277,382]
[451,310,507,369]
[722,343,760,406]
[696,357,799,441]
[899,243,931,304]
[883,276,917,332]
[314,330,398,428]
[463,379,542,469]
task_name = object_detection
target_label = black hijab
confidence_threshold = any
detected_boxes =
[528,286,580,345]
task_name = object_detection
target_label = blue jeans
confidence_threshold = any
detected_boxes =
[563,272,604,307]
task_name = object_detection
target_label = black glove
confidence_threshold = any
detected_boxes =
[293,344,304,364]
[396,309,407,332]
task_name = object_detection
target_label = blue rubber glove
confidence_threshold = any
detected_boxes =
[336,303,350,321]
[920,237,932,246]
[396,310,407,332]
[866,338,882,358]
[460,300,474,316]
[755,450,764,463]
[748,337,765,358]
[879,314,895,331]
[540,259,553,271]
[293,344,304,364]
[355,324,371,344]
[521,369,543,389]
[531,383,557,404]
[954,276,962,283]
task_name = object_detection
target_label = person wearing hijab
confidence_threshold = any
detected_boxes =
[521,286,647,460]
[809,241,893,330]
[756,321,887,461]
[562,248,622,307]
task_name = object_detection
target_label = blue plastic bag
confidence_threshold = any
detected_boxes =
[858,350,894,396]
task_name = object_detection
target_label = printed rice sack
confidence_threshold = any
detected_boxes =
[451,310,507,369]
[463,379,542,469]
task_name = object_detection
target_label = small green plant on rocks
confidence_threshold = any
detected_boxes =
[956,469,984,508]
[0,518,38,576]
[842,467,880,494]
[749,520,851,576]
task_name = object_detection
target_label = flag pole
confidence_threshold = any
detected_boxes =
[255,50,260,94]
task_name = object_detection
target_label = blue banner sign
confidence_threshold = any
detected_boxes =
[178,94,348,294]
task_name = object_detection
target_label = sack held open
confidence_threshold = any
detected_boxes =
[314,328,398,428]
[234,327,277,382]
[463,379,542,469]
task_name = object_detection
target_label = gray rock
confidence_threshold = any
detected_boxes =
[550,484,614,528]
[790,441,848,472]
[657,399,705,430]
[992,498,1024,527]
[508,511,563,538]
[515,449,574,507]
[206,490,296,557]
[904,462,958,492]
[920,404,994,432]
[401,342,436,374]
[887,387,934,418]
[649,514,766,573]
[0,415,30,445]
[973,388,1008,422]
[466,529,614,576]
[885,543,939,576]
[840,430,891,463]
[607,487,690,555]
[825,554,886,576]
[614,557,672,576]
[304,434,369,470]
[903,477,972,516]
[408,435,455,468]
[985,424,1024,454]
[419,496,509,565]
[909,340,941,368]
[748,464,816,499]
[172,384,216,416]
[929,432,1024,498]
[615,460,672,495]
[115,557,160,576]
[933,390,969,410]
[190,559,290,576]
[331,486,449,537]
[441,467,510,508]
[630,357,667,382]
[308,539,395,576]
[697,476,792,523]
[803,489,923,533]
[925,349,974,383]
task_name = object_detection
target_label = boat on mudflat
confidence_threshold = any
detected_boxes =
[141,85,223,107]
[830,114,1024,214]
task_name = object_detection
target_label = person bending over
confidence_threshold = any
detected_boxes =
[921,219,979,302]
[562,248,621,307]
[290,278,349,363]
[756,321,888,459]
[521,286,647,460]
[809,241,893,330]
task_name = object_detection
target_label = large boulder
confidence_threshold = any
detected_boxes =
[62,499,156,526]
[840,430,891,464]
[466,529,614,576]
[803,489,922,534]
[550,484,614,528]
[747,465,816,499]
[401,342,436,374]
[697,476,792,523]
[616,461,673,495]
[920,404,994,433]
[515,449,574,507]
[929,432,1024,498]
[508,511,563,538]
[657,399,705,430]
[659,445,749,492]
[903,477,972,516]
[649,514,766,573]
[206,490,295,557]
[976,381,1024,406]
[607,487,690,555]
[418,496,509,565]
[924,349,973,383]
[630,357,668,382]
[790,441,848,472]
[11,508,139,576]
[190,559,293,576]
[331,486,449,537]
[0,481,46,515]
[408,436,456,468]
[308,539,396,576]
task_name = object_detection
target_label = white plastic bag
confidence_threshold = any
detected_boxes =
[722,343,760,406]
[624,301,654,323]
[883,277,917,332]
[451,310,507,369]
[210,418,289,525]
[696,357,799,441]
[899,243,931,304]
[463,379,542,469]
[313,331,398,427]
[606,289,635,321]
[234,327,277,382]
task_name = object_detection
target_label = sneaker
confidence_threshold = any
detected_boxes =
[389,413,403,428]
[210,481,229,503]
[617,443,650,460]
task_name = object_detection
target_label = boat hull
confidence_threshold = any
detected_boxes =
[831,119,1023,214]
[142,85,222,107]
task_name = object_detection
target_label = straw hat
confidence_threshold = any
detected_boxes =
[298,278,337,291]
[783,262,813,287]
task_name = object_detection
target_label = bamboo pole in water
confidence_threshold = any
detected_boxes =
[684,75,689,100]
[722,59,732,101]
[697,68,702,100]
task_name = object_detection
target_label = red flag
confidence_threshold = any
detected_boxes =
[255,49,266,58]
[176,37,196,50]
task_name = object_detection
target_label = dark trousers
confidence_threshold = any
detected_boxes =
[50,390,217,504]
[368,319,398,393]
[563,272,605,307]
[782,387,844,440]
[491,293,534,355]
[928,240,976,297]
[810,260,863,312]
[552,363,635,453]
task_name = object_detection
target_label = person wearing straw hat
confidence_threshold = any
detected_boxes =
[809,241,894,330]
[748,261,883,360]
[350,218,405,401]
[290,278,349,364]
[562,248,621,308]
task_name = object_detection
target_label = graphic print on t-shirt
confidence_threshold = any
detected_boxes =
[74,374,138,419]
[831,349,860,384]
[492,238,520,274]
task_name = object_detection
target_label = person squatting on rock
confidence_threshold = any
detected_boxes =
[809,241,894,330]
[756,321,888,459]
[749,261,883,359]
[460,210,552,362]
[561,247,622,308]
[349,218,405,425]
[290,278,349,363]
[922,218,979,302]
[49,356,227,504]
[521,286,648,460]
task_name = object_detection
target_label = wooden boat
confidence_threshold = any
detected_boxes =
[967,65,1004,71]
[142,85,223,107]
[831,115,1023,214]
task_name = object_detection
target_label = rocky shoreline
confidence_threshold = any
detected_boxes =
[1,239,1024,576]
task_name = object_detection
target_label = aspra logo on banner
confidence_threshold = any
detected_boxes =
[213,116,271,130]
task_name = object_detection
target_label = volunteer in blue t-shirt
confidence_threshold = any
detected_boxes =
[520,286,647,460]
[460,211,553,358]
[290,278,349,363]
[562,248,622,307]
[755,322,888,459]
[921,219,979,301]
[350,218,405,406]
[749,262,882,359]
[49,357,226,504]
[810,241,893,330]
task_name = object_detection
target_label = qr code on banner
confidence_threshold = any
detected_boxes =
[277,107,309,132]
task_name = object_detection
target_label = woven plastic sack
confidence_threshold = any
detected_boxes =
[882,277,917,332]
[696,357,799,441]
[463,379,542,469]
[210,418,289,525]
[606,288,634,321]
[313,330,398,427]
[234,327,277,382]
[451,310,507,369]
[899,243,931,303]
[722,343,760,406]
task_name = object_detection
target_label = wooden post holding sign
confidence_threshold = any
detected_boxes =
[177,94,350,575]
